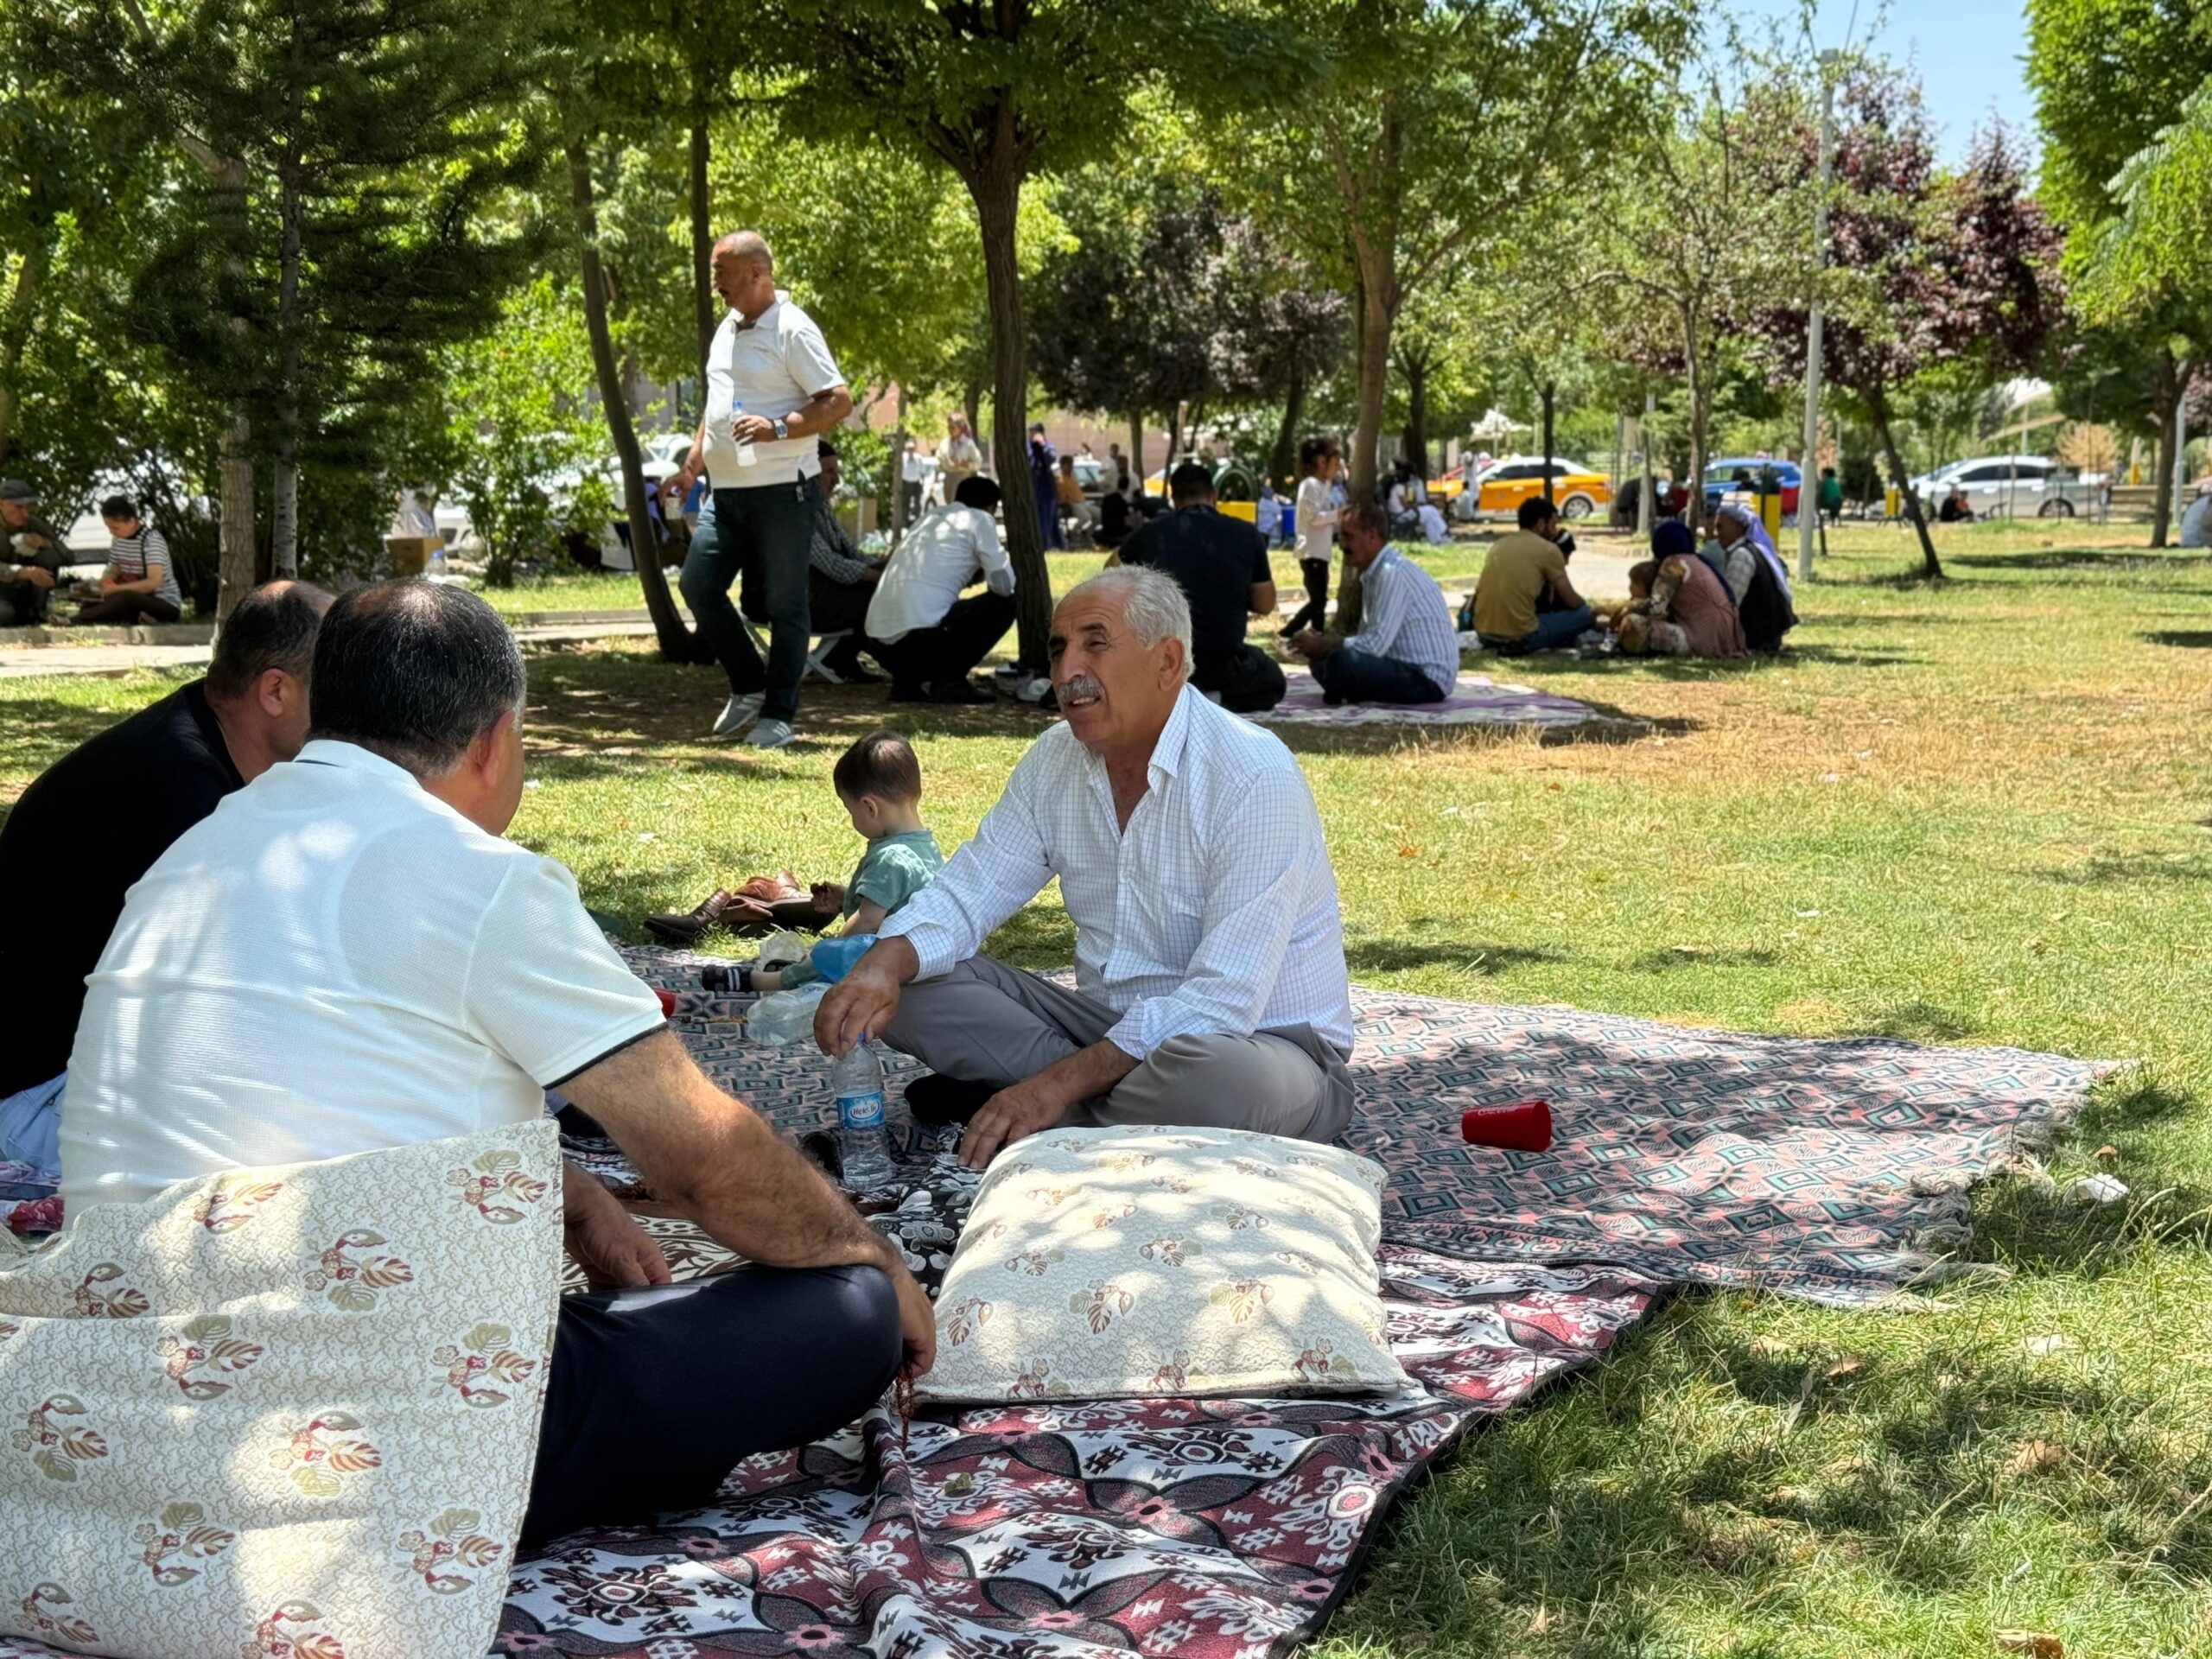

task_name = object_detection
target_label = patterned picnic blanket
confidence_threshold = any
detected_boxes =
[0,953,2104,1659]
[620,950,2108,1308]
[1246,668,1594,729]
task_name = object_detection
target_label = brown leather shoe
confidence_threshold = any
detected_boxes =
[644,889,772,944]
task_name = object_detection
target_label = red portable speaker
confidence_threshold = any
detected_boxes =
[1460,1100,1553,1153]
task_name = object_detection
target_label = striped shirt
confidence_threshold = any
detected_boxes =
[109,524,181,609]
[882,685,1354,1058]
[1344,545,1459,693]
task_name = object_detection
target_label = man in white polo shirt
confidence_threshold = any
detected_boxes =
[61,580,931,1546]
[664,230,854,749]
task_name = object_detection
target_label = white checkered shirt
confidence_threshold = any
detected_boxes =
[1345,544,1461,693]
[882,686,1355,1058]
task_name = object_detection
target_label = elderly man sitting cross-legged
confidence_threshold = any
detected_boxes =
[815,565,1357,1171]
[60,580,933,1547]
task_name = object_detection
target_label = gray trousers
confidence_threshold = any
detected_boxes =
[882,956,1355,1143]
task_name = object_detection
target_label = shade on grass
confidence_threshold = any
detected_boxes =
[3,518,2208,1657]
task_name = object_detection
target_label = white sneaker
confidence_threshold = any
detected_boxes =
[709,694,762,738]
[744,717,796,749]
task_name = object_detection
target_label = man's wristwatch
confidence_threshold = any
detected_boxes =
[770,416,791,441]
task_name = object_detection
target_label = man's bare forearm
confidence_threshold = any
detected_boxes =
[1033,1039,1141,1112]
[563,1031,895,1273]
[787,385,853,442]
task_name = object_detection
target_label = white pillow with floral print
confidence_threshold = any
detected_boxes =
[0,1121,562,1659]
[920,1125,1410,1403]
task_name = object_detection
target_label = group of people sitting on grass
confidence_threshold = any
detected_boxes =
[0,479,188,628]
[0,560,1357,1540]
[1464,493,1796,661]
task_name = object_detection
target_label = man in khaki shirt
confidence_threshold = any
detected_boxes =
[1471,496,1594,655]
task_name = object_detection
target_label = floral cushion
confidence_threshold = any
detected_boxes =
[920,1126,1411,1403]
[0,1122,562,1659]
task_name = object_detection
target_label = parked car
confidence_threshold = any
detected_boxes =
[1701,457,1801,518]
[1450,455,1612,523]
[1909,454,2095,518]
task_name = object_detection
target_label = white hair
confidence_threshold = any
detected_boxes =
[1061,567,1193,682]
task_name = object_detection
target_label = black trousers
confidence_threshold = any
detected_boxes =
[874,590,1016,690]
[1282,558,1332,635]
[1193,643,1287,713]
[520,1262,901,1547]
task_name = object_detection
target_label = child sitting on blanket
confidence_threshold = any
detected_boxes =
[739,729,944,995]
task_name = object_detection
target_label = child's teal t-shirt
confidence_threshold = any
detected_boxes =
[845,829,944,920]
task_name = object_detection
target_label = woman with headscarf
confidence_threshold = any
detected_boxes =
[1710,504,1797,653]
[1611,519,1745,658]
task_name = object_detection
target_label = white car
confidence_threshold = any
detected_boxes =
[1910,454,2094,518]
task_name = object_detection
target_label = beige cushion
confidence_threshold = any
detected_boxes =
[0,1121,561,1659]
[920,1126,1409,1403]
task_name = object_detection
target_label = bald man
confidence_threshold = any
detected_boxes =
[665,232,855,749]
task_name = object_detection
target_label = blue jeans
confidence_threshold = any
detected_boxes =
[1481,603,1596,656]
[0,1073,62,1178]
[1313,645,1448,705]
[679,478,819,721]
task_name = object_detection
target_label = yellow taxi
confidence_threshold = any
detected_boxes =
[1452,454,1613,522]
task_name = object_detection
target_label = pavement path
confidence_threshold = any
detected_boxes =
[0,617,668,680]
[0,545,1647,681]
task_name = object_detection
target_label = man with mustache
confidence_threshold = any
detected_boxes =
[816,566,1355,1169]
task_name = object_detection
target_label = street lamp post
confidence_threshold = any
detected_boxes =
[1798,52,1839,586]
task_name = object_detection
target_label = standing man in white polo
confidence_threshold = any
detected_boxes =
[664,232,854,748]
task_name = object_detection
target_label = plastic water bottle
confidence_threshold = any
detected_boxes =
[728,400,757,468]
[429,541,448,580]
[832,1040,893,1191]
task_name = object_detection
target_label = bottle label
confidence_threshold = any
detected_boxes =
[837,1090,886,1132]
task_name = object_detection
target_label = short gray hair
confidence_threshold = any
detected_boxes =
[1061,567,1193,682]
[308,581,525,778]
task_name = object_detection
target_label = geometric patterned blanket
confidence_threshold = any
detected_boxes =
[0,952,2101,1659]
[1246,668,1597,729]
[609,951,2108,1308]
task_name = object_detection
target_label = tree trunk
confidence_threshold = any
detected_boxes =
[1399,352,1428,478]
[218,416,257,618]
[271,57,303,582]
[0,235,52,464]
[889,385,910,543]
[1540,382,1555,508]
[2147,355,2180,549]
[1340,247,1398,636]
[567,134,698,660]
[968,147,1049,669]
[1127,410,1144,492]
[213,153,257,620]
[1681,305,1710,536]
[1868,383,1941,580]
[1269,361,1306,485]
[689,117,714,390]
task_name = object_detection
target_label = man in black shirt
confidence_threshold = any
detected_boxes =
[0,479,67,627]
[0,580,332,1104]
[1114,462,1286,713]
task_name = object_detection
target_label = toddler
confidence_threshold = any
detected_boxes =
[747,728,943,993]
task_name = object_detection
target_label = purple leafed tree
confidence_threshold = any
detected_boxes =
[1745,71,2066,578]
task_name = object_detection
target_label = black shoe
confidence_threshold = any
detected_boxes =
[825,656,885,684]
[888,681,930,702]
[928,679,995,705]
[905,1073,997,1125]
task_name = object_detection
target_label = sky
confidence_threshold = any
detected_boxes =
[1734,0,2040,162]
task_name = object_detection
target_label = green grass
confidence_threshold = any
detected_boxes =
[6,518,2210,1656]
